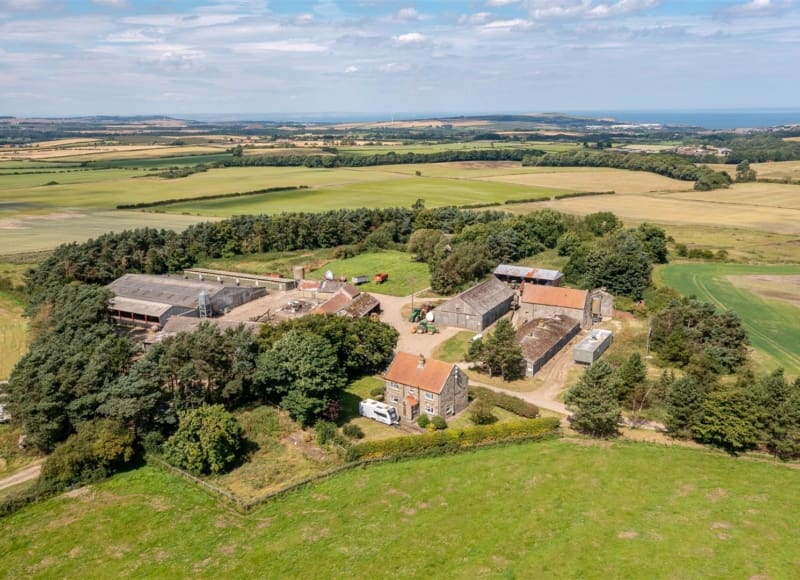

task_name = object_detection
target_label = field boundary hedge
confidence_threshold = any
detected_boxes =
[116,185,309,210]
[146,417,560,513]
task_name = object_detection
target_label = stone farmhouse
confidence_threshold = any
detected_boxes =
[519,284,592,328]
[433,277,515,331]
[383,352,469,421]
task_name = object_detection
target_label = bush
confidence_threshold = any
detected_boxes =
[369,386,385,400]
[470,399,498,425]
[39,419,135,490]
[315,420,339,445]
[345,417,560,461]
[417,415,430,428]
[431,416,448,430]
[163,404,245,476]
[342,423,365,440]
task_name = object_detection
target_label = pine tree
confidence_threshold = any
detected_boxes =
[565,359,621,437]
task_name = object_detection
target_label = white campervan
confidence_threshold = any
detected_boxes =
[359,399,399,426]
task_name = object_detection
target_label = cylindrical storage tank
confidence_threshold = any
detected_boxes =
[591,296,601,317]
[293,265,305,280]
[425,311,435,322]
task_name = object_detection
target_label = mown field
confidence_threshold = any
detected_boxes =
[2,440,800,578]
[660,263,800,376]
[305,250,430,297]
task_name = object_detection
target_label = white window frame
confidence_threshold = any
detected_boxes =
[446,405,454,416]
[390,381,400,390]
[425,405,434,414]
[391,395,399,403]
[424,392,434,401]
[407,387,416,395]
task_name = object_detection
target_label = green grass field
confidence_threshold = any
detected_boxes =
[432,330,474,363]
[660,263,800,376]
[2,440,800,577]
[306,250,430,296]
[0,290,26,380]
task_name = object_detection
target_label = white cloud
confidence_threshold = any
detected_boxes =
[379,62,411,72]
[459,12,492,25]
[394,7,419,21]
[233,40,327,53]
[480,18,535,32]
[0,0,47,10]
[526,0,657,19]
[487,0,521,6]
[726,0,792,15]
[394,32,427,43]
[105,29,159,43]
[296,13,314,23]
[93,0,127,8]
[344,65,358,73]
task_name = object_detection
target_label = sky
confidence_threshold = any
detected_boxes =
[0,0,798,117]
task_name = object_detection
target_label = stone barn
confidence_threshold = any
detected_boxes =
[433,278,515,331]
[516,316,581,376]
[519,284,592,328]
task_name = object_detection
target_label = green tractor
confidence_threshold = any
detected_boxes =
[409,307,423,323]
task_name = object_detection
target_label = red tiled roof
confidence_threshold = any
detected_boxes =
[521,285,588,310]
[384,351,455,395]
[311,292,350,315]
[406,395,418,406]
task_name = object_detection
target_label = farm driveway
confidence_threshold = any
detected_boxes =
[373,292,463,359]
[0,461,42,491]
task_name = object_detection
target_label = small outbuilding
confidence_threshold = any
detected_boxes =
[434,278,515,331]
[573,329,613,364]
[311,286,380,318]
[183,268,296,291]
[516,316,581,376]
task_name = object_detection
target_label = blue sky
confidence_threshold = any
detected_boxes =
[0,0,797,117]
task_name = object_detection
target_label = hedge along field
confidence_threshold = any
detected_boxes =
[660,263,800,376]
[2,439,800,578]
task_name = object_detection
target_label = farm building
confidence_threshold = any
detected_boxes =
[298,279,349,298]
[590,289,615,321]
[516,316,581,376]
[311,285,380,318]
[147,317,262,344]
[494,264,564,287]
[573,329,613,364]
[183,268,296,291]
[434,278,515,331]
[384,352,468,421]
[519,284,592,328]
[107,274,265,329]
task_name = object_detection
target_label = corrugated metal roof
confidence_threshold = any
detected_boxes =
[184,267,295,284]
[108,296,173,318]
[108,274,226,309]
[521,285,588,310]
[452,277,515,314]
[574,329,613,354]
[384,352,455,395]
[494,264,563,281]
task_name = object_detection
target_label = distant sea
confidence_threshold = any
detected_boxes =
[568,109,800,130]
[184,109,800,130]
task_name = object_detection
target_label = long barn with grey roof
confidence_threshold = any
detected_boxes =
[433,277,515,331]
[107,274,265,329]
[494,264,564,287]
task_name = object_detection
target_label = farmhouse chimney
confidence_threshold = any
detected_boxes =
[418,354,426,369]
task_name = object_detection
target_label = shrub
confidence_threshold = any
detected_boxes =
[163,404,245,476]
[431,416,448,430]
[470,399,498,425]
[315,420,339,445]
[369,386,385,400]
[342,423,364,440]
[39,419,135,490]
[417,415,430,428]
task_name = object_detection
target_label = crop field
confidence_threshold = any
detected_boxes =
[706,160,800,181]
[654,225,800,264]
[0,211,215,254]
[669,181,800,209]
[660,263,800,376]
[539,189,800,235]
[3,440,800,577]
[306,250,430,297]
[479,166,693,194]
